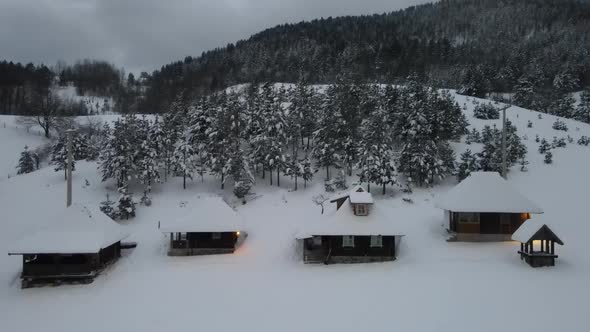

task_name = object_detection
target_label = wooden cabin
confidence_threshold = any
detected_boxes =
[435,172,543,241]
[8,204,129,288]
[297,186,404,264]
[159,196,244,256]
[512,217,563,267]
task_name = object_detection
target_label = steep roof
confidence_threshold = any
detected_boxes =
[296,198,405,239]
[435,172,543,213]
[159,196,242,233]
[512,216,564,245]
[8,203,129,255]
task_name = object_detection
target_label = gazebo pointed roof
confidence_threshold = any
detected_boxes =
[512,216,564,245]
[435,172,543,214]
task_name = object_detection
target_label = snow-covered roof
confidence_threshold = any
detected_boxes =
[512,216,563,245]
[296,199,405,239]
[159,196,242,233]
[435,172,543,213]
[349,191,374,204]
[8,203,129,255]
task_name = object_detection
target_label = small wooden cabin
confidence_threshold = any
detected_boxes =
[297,186,404,264]
[8,204,129,288]
[159,196,244,256]
[512,217,563,267]
[435,172,543,241]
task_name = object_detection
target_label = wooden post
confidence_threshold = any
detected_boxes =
[551,241,555,255]
[541,240,544,252]
[66,129,75,207]
[501,106,508,179]
[520,243,524,252]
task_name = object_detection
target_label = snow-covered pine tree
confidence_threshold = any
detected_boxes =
[50,134,76,180]
[544,151,553,164]
[473,102,500,120]
[552,119,568,131]
[301,156,314,189]
[98,117,135,187]
[575,90,590,124]
[457,149,479,181]
[117,186,136,220]
[206,92,233,189]
[100,193,118,219]
[549,94,575,118]
[135,118,162,192]
[538,139,551,154]
[513,76,536,109]
[172,133,197,190]
[16,145,35,175]
[162,94,188,180]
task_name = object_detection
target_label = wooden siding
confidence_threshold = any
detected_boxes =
[303,235,396,263]
[450,212,529,235]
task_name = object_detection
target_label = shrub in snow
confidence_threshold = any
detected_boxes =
[324,179,336,192]
[233,180,252,203]
[538,139,551,154]
[544,151,553,164]
[465,128,482,144]
[140,191,152,206]
[16,145,35,175]
[535,134,540,143]
[527,120,533,128]
[520,157,529,172]
[578,136,590,146]
[100,194,118,219]
[567,135,574,143]
[552,119,568,131]
[551,137,566,148]
[473,103,500,120]
[333,170,348,190]
[117,187,136,220]
[538,113,543,119]
[312,194,329,214]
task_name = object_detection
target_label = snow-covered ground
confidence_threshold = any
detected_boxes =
[1,92,590,331]
[55,85,115,115]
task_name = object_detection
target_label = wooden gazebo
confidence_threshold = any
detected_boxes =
[512,217,564,268]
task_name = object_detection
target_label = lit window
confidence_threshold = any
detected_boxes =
[370,235,383,247]
[212,232,222,240]
[342,235,355,247]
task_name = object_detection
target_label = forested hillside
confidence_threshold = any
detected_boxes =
[141,0,590,114]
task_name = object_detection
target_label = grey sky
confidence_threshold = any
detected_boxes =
[0,0,430,74]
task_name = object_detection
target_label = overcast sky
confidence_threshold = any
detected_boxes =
[0,0,430,74]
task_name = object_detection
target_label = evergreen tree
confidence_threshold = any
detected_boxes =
[549,94,575,118]
[538,139,551,154]
[16,145,35,175]
[457,149,479,181]
[50,134,76,180]
[301,156,314,189]
[117,186,136,220]
[100,193,118,219]
[575,90,590,124]
[544,151,553,164]
[173,133,197,190]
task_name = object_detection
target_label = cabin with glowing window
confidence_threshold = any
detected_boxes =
[7,204,129,288]
[512,216,563,267]
[435,172,543,241]
[296,186,404,264]
[159,196,244,256]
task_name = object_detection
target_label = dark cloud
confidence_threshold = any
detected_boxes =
[0,0,430,73]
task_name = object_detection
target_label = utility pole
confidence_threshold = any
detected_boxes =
[501,104,508,179]
[66,129,75,207]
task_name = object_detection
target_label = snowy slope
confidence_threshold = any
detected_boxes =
[55,85,115,115]
[1,92,590,332]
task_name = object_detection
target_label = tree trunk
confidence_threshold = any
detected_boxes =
[269,169,273,186]
[183,172,186,190]
[382,183,386,195]
[221,171,225,190]
[326,166,330,180]
[294,176,298,191]
[277,167,280,187]
[64,167,67,181]
[367,183,371,193]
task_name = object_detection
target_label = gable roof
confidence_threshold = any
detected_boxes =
[512,216,564,245]
[8,203,129,255]
[159,196,242,233]
[435,172,543,213]
[296,199,405,239]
